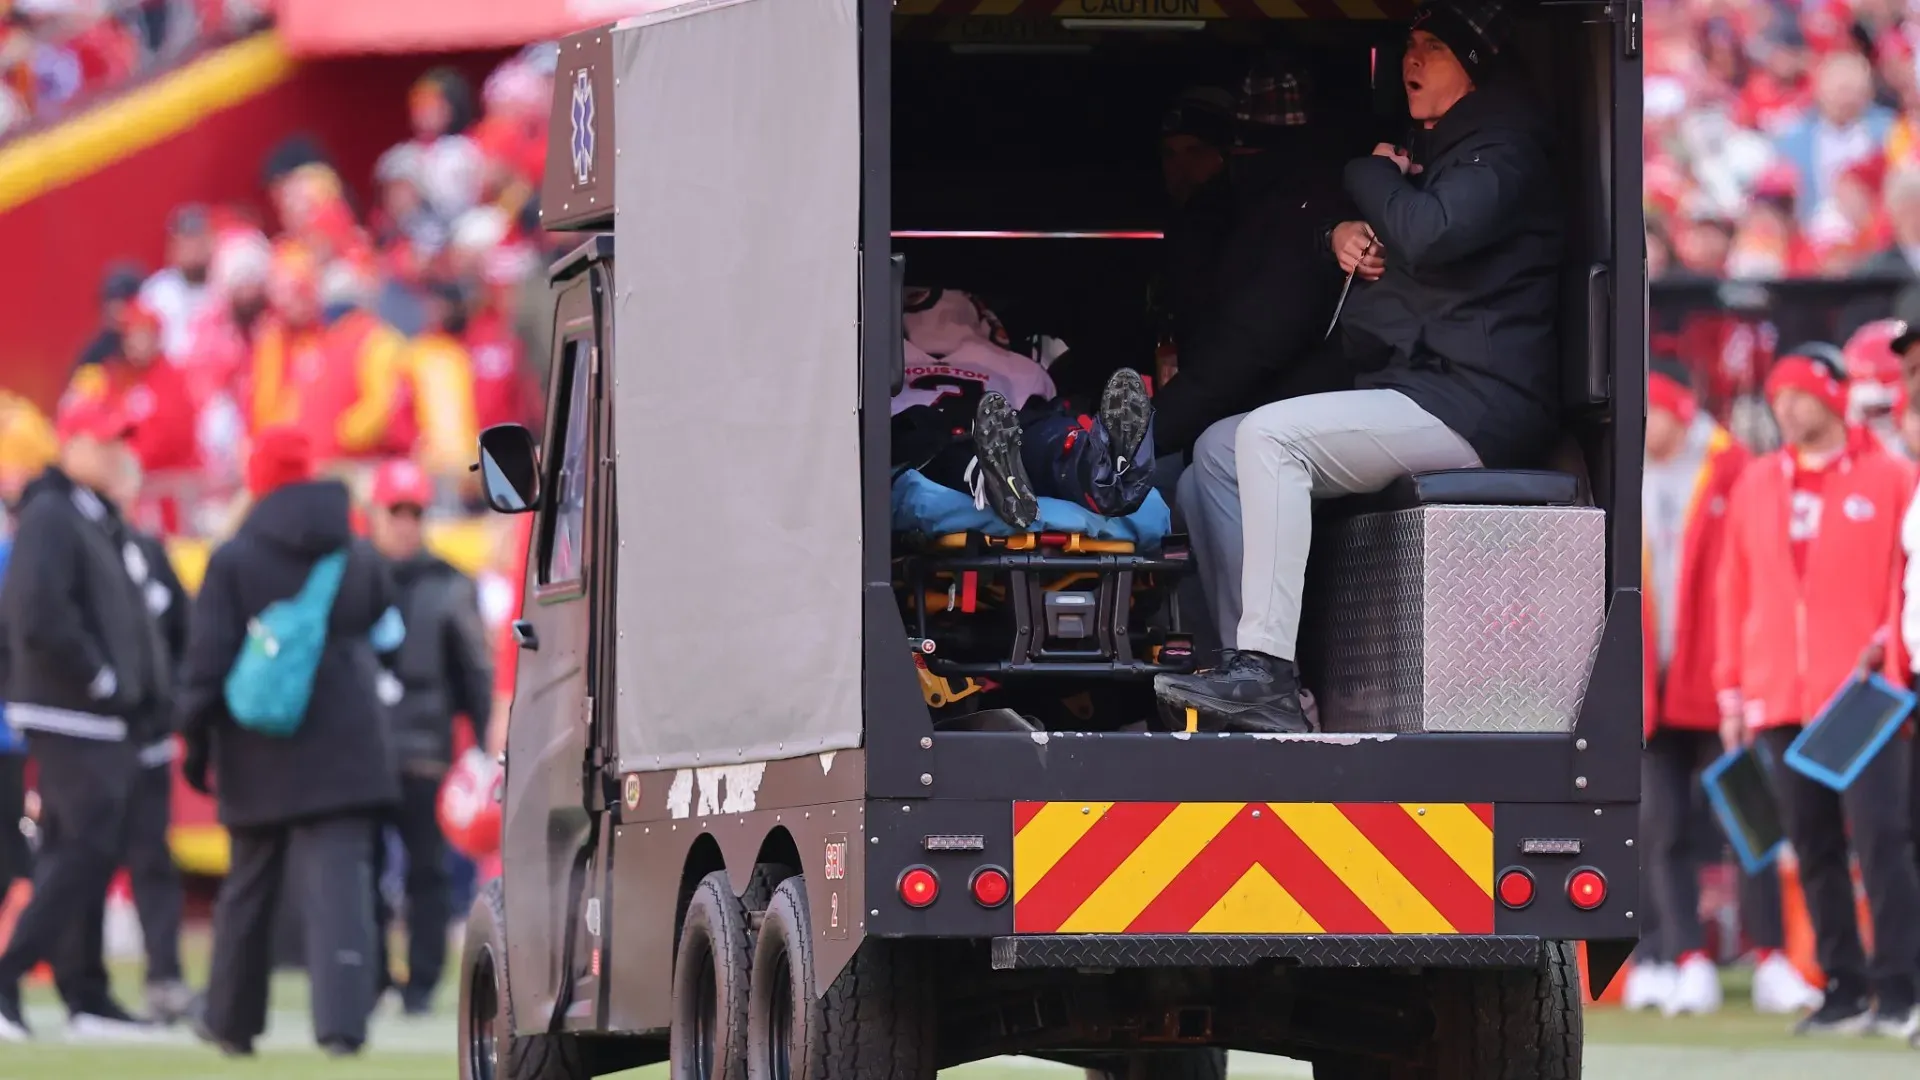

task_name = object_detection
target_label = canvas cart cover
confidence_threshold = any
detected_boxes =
[610,0,864,770]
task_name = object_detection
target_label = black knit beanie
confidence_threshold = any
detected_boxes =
[1410,0,1510,84]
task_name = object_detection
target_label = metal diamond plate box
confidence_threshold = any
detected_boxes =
[1311,506,1606,734]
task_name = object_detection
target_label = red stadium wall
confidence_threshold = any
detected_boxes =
[0,35,502,411]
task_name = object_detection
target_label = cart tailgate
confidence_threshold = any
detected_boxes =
[1012,801,1493,934]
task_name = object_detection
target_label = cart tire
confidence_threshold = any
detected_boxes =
[459,879,589,1080]
[747,877,822,1080]
[672,870,753,1080]
[1424,940,1583,1080]
[1083,1048,1228,1080]
[748,874,935,1080]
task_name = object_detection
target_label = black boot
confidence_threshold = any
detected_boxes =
[1154,651,1311,734]
[969,391,1039,529]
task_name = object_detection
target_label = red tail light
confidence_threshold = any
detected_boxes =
[1496,868,1535,910]
[1566,868,1607,910]
[898,866,939,908]
[969,866,1010,908]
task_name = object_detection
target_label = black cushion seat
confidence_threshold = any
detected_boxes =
[1320,469,1582,519]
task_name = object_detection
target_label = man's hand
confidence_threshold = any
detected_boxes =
[1857,637,1887,681]
[1371,143,1418,176]
[1331,221,1386,282]
[1716,689,1748,754]
[1718,710,1748,755]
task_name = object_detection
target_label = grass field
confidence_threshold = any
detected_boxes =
[7,955,1915,1080]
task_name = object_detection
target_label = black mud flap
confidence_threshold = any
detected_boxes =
[1582,938,1635,999]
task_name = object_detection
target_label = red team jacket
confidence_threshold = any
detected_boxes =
[1643,423,1750,735]
[1714,436,1914,730]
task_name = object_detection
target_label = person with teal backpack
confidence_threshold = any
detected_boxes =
[175,428,401,1058]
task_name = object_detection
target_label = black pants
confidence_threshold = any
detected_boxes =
[0,734,134,1014]
[1757,726,1920,1007]
[205,814,378,1047]
[1640,728,1785,962]
[374,773,452,1009]
[123,757,183,984]
[0,752,27,886]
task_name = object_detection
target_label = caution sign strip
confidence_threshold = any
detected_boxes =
[1012,801,1494,935]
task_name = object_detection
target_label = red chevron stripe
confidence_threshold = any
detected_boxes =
[1336,803,1492,933]
[1469,803,1494,830]
[1014,802,1177,931]
[1014,801,1045,835]
[1124,809,1389,933]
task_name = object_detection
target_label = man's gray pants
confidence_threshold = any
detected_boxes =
[1176,389,1481,661]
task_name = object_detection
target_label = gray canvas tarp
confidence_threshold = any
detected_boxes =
[610,0,864,770]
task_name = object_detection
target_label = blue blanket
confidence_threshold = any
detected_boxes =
[891,469,1171,548]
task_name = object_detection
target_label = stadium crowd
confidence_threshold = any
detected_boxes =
[0,0,270,136]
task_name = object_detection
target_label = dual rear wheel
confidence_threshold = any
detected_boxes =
[672,869,936,1080]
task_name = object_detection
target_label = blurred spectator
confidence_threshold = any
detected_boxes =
[67,302,199,474]
[139,203,216,359]
[364,458,491,1017]
[407,280,479,479]
[76,261,144,370]
[176,426,398,1057]
[1775,51,1894,226]
[250,246,414,462]
[0,397,165,1043]
[1858,165,1920,323]
[99,456,195,1023]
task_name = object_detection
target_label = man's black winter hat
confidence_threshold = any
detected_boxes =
[1411,0,1511,83]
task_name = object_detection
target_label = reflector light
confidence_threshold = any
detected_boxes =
[1567,868,1608,910]
[970,866,1010,908]
[898,866,940,908]
[1496,868,1534,910]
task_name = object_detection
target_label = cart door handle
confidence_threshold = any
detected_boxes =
[513,620,539,651]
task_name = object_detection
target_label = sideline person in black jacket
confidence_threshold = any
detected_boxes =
[1158,0,1563,734]
[105,464,198,1023]
[0,400,167,1042]
[177,427,399,1057]
[364,459,492,1016]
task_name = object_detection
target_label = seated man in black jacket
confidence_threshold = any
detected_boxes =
[1157,0,1563,733]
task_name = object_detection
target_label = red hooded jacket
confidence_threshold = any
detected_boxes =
[1643,423,1750,734]
[1714,436,1914,730]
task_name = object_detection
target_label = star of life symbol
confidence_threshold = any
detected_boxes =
[570,68,596,187]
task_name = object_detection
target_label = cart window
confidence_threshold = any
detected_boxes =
[543,338,591,587]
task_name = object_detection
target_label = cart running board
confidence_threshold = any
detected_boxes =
[989,934,1546,971]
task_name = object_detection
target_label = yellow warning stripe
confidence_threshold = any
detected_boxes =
[1013,801,1113,901]
[1056,801,1242,932]
[1190,864,1324,934]
[1267,802,1453,934]
[1403,803,1495,898]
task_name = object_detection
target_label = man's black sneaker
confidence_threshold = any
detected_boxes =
[66,999,159,1043]
[192,1016,255,1056]
[1154,650,1312,734]
[970,391,1039,529]
[0,983,30,1043]
[1792,993,1873,1035]
[321,1036,365,1057]
[1098,368,1152,468]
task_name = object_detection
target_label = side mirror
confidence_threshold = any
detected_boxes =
[477,424,543,514]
